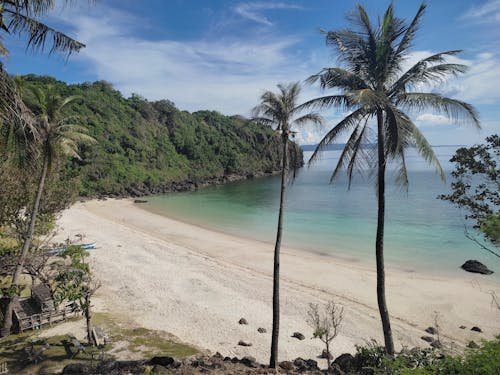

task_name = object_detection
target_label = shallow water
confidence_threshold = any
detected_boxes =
[143,147,498,277]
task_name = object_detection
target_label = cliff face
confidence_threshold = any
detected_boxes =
[20,75,303,197]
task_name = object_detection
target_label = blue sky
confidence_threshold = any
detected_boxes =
[3,0,499,145]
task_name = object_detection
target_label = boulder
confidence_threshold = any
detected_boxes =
[461,260,493,275]
[292,331,305,340]
[425,327,437,335]
[257,327,267,333]
[62,363,92,374]
[333,353,355,372]
[241,356,258,368]
[150,356,175,367]
[471,326,482,333]
[238,318,248,325]
[133,199,148,204]
[329,363,346,375]
[430,340,442,349]
[293,357,319,372]
[238,340,252,347]
[421,336,434,343]
[459,325,466,329]
[467,340,479,349]
[279,361,294,371]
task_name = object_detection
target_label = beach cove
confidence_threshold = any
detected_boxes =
[55,199,500,365]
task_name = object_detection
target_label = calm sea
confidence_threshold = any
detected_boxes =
[143,147,498,277]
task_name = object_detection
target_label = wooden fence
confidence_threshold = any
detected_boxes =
[18,306,75,332]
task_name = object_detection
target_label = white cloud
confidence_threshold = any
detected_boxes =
[461,0,500,23]
[233,2,302,26]
[51,6,323,117]
[415,113,453,128]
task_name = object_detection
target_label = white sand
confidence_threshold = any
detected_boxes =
[55,199,500,365]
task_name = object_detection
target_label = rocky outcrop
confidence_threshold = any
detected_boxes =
[460,260,493,275]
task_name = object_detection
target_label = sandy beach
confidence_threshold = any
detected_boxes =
[54,199,500,365]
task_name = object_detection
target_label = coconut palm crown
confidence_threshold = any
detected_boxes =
[305,3,480,355]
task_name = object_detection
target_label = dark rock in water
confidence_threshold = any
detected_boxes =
[241,356,258,368]
[467,340,479,349]
[133,199,148,203]
[333,353,355,372]
[430,340,442,349]
[459,325,466,329]
[257,327,267,333]
[150,356,174,367]
[279,361,294,371]
[292,331,305,340]
[471,326,482,333]
[425,326,437,335]
[238,340,252,346]
[319,349,333,359]
[238,318,248,325]
[421,336,434,343]
[461,260,493,275]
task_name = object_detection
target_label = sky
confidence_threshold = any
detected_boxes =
[3,0,499,145]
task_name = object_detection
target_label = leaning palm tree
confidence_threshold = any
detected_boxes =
[0,86,95,337]
[305,3,479,355]
[252,82,323,368]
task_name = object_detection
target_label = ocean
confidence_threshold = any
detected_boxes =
[143,146,498,277]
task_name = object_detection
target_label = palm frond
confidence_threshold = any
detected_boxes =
[5,8,85,55]
[397,92,480,127]
[306,68,368,91]
[308,107,369,167]
[291,113,324,127]
[395,3,426,56]
[297,95,352,112]
[389,50,463,94]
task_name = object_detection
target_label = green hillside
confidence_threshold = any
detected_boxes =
[19,75,303,197]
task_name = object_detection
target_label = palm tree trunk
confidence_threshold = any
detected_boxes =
[85,295,93,346]
[269,135,288,369]
[376,110,395,355]
[0,154,49,337]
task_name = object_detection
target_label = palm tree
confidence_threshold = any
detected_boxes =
[0,0,85,166]
[252,82,323,368]
[305,3,479,355]
[0,86,95,337]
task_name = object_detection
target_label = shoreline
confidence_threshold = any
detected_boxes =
[55,198,500,364]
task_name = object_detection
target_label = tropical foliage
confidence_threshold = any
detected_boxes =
[305,3,479,354]
[440,135,499,256]
[18,75,300,197]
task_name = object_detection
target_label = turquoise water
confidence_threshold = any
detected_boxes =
[144,147,499,276]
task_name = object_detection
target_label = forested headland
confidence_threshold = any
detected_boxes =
[18,75,303,198]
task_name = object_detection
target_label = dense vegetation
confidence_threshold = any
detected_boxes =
[19,75,302,197]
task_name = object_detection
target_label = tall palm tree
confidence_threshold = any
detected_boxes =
[305,3,479,355]
[252,82,323,368]
[0,86,95,337]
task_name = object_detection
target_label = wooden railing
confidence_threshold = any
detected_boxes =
[18,307,75,331]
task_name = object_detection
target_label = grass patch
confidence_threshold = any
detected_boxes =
[0,330,113,375]
[93,312,197,358]
[0,312,197,374]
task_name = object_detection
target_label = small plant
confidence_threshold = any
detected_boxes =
[307,300,344,368]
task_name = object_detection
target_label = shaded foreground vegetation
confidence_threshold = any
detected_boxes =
[18,75,303,198]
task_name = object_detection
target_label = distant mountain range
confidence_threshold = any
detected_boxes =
[300,144,465,151]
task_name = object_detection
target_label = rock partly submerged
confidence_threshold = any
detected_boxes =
[460,260,493,275]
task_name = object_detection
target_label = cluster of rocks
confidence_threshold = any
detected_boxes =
[60,353,348,374]
[237,317,305,348]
